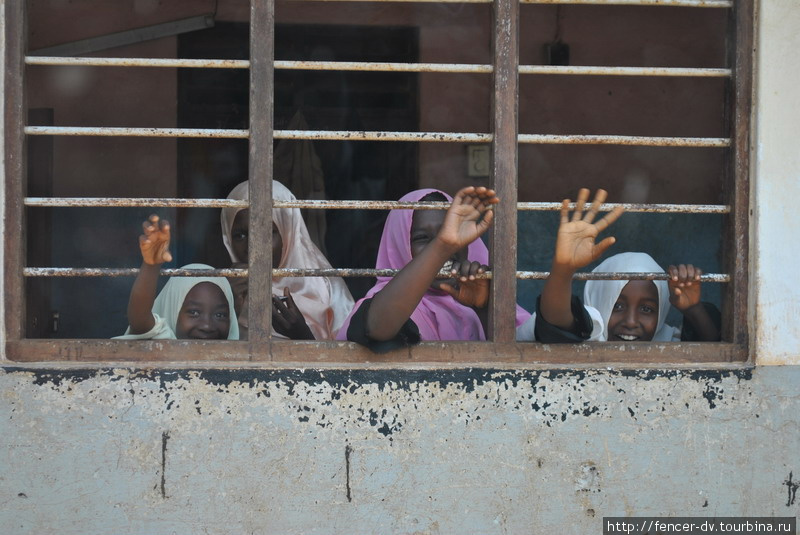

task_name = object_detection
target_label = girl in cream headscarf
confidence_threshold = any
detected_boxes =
[221,180,354,340]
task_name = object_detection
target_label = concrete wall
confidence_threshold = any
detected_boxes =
[3,1,800,534]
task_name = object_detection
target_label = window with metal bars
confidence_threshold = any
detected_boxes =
[4,0,751,363]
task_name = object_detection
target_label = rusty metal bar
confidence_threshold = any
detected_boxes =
[282,0,492,2]
[24,268,248,277]
[279,0,730,5]
[275,130,492,142]
[518,134,730,147]
[24,197,249,208]
[490,0,520,344]
[24,126,249,138]
[725,0,754,348]
[247,0,275,348]
[519,65,730,77]
[521,0,731,6]
[26,56,250,68]
[23,267,731,283]
[275,60,493,73]
[25,127,728,147]
[23,197,729,214]
[518,202,730,214]
[5,0,27,343]
[25,57,732,78]
[516,271,731,282]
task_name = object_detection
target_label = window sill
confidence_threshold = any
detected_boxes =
[5,339,749,367]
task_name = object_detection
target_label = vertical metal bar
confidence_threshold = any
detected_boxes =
[724,0,753,356]
[247,0,275,354]
[489,0,519,344]
[4,1,27,345]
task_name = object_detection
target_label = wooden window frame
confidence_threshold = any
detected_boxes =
[3,0,752,365]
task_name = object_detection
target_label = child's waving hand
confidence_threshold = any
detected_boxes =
[437,187,498,252]
[554,188,625,271]
[439,260,490,309]
[668,264,703,311]
[139,214,173,265]
[541,188,624,331]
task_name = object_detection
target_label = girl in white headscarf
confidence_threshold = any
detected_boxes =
[533,188,720,343]
[220,180,354,340]
[116,215,238,340]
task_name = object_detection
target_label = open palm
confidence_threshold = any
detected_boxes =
[553,189,624,271]
[437,187,498,251]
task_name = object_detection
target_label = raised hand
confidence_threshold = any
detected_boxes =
[668,264,703,311]
[139,214,173,265]
[436,187,499,253]
[553,188,624,272]
[272,288,315,340]
[438,260,490,309]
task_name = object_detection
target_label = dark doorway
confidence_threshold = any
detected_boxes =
[177,22,419,298]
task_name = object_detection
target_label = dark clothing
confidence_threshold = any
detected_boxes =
[346,298,421,353]
[534,295,595,343]
[534,295,722,343]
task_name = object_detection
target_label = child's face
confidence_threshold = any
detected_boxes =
[231,209,283,268]
[607,280,659,342]
[175,282,231,339]
[410,209,467,289]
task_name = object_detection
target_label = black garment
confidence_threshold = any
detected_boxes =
[679,302,722,342]
[346,298,421,353]
[534,295,595,343]
[533,295,722,343]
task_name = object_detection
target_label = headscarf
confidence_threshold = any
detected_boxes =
[337,188,531,341]
[221,180,354,340]
[122,263,239,340]
[584,252,679,342]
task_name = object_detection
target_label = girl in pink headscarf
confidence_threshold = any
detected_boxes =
[336,187,530,352]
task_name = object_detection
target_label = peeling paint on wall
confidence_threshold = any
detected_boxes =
[4,365,796,535]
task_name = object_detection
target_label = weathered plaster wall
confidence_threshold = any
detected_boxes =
[752,0,800,365]
[2,366,799,535]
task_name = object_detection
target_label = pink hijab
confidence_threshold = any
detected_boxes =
[337,188,530,341]
[221,180,354,340]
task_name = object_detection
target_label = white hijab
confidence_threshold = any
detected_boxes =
[220,180,354,340]
[584,252,679,342]
[121,263,239,340]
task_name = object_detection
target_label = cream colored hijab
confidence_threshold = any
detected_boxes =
[221,180,354,340]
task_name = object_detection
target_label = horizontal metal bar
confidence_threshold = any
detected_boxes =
[517,271,730,282]
[518,202,730,214]
[26,56,250,68]
[281,0,730,4]
[25,127,487,143]
[24,58,728,78]
[24,127,726,147]
[518,134,730,147]
[24,126,249,138]
[25,197,249,208]
[275,130,492,142]
[521,0,731,6]
[24,267,730,282]
[275,60,492,73]
[24,268,246,277]
[22,197,728,213]
[519,65,730,77]
[282,0,491,3]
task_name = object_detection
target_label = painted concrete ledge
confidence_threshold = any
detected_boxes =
[1,366,798,534]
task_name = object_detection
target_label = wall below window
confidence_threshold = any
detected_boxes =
[0,366,798,534]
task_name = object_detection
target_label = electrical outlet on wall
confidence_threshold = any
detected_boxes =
[467,145,490,178]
